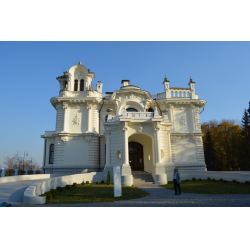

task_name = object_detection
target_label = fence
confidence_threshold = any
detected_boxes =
[0,169,43,177]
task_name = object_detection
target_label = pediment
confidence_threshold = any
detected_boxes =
[109,87,153,102]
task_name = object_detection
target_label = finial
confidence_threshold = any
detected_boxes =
[164,75,168,81]
[79,61,82,65]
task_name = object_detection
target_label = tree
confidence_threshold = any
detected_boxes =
[203,131,217,171]
[238,106,250,170]
[106,170,111,185]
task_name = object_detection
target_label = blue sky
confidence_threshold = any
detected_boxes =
[0,42,249,167]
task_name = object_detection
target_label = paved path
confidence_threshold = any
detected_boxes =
[10,184,250,207]
[0,179,49,204]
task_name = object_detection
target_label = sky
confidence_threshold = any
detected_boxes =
[0,41,249,168]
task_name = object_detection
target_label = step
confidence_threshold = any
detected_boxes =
[132,171,155,186]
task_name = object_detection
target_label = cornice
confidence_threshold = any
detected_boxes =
[50,97,102,108]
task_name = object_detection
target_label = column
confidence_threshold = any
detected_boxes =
[189,104,195,132]
[155,123,161,164]
[167,131,172,163]
[62,102,68,132]
[169,104,175,131]
[106,132,111,166]
[87,102,92,132]
[123,122,129,165]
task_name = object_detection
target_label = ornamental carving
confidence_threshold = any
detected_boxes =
[86,102,92,109]
[63,102,68,109]
[180,116,186,126]
[137,126,143,132]
[61,136,70,142]
[85,136,92,143]
[73,114,80,125]
[123,122,129,131]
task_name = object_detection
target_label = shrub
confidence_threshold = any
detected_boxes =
[192,178,196,181]
[50,189,56,193]
[66,185,70,189]
[198,178,202,181]
[207,177,211,181]
[101,180,105,184]
[212,179,215,182]
[82,181,85,185]
[96,182,99,184]
[245,181,250,184]
[219,179,223,182]
[46,194,52,201]
[236,181,240,184]
[185,179,189,181]
[73,182,77,187]
[232,180,237,183]
[86,181,89,184]
[45,191,51,195]
[107,171,111,185]
[223,180,228,183]
[56,186,63,192]
[52,193,56,198]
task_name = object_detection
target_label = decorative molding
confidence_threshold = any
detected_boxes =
[69,103,84,109]
[171,136,180,143]
[73,114,80,125]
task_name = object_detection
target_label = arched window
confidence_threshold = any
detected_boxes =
[80,79,84,91]
[49,144,54,164]
[148,107,154,112]
[126,108,138,112]
[74,79,78,91]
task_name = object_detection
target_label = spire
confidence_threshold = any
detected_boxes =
[189,76,194,83]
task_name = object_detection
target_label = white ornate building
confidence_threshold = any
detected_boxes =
[41,62,207,185]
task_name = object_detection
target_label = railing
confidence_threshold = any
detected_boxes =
[170,89,191,98]
[126,112,154,119]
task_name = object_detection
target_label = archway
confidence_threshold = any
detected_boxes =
[129,142,144,171]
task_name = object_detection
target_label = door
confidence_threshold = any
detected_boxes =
[129,142,144,171]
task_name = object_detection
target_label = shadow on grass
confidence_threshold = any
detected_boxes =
[161,180,250,195]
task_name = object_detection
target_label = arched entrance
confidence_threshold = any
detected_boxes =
[129,142,144,171]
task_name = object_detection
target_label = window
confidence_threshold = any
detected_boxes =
[64,81,67,88]
[74,79,78,91]
[49,144,54,164]
[80,79,84,91]
[148,107,154,112]
[126,108,138,112]
[105,115,108,121]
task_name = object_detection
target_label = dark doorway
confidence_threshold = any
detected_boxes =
[129,142,144,171]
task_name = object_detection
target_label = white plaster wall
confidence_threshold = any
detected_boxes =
[110,129,123,166]
[158,130,169,163]
[128,133,154,173]
[174,136,196,164]
[63,138,89,165]
[91,104,99,133]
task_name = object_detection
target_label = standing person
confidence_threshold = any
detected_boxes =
[173,167,181,195]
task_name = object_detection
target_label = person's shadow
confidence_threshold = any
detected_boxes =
[8,186,29,203]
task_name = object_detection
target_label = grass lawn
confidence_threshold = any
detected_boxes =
[161,180,250,194]
[40,184,150,204]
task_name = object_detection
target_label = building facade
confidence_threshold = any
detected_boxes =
[41,62,207,185]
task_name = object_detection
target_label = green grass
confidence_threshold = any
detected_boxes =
[40,184,150,204]
[161,180,250,194]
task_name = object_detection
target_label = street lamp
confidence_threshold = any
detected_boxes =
[23,151,28,171]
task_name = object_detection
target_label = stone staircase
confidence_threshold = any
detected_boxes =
[132,171,156,186]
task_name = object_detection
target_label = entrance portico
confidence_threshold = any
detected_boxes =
[103,110,174,185]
